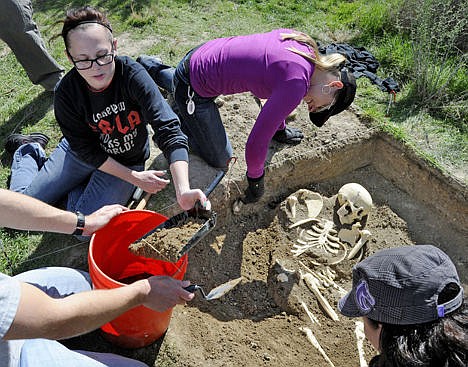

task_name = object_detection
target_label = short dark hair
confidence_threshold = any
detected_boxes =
[61,6,113,49]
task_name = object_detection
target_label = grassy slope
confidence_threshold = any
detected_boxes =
[0,0,466,274]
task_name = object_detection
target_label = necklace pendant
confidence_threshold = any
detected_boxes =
[187,100,195,115]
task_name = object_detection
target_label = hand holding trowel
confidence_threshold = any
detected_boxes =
[184,277,243,301]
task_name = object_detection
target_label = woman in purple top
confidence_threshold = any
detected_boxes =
[138,29,356,203]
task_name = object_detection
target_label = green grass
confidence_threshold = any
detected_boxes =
[0,0,466,292]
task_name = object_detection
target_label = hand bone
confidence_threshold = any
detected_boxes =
[302,272,339,321]
[286,195,299,219]
[347,230,372,259]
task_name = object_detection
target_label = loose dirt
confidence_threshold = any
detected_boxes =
[129,220,205,263]
[155,189,412,367]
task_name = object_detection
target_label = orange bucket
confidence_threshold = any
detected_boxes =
[88,210,188,349]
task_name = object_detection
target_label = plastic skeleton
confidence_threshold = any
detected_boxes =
[291,219,347,264]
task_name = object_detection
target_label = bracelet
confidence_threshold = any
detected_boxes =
[73,211,85,236]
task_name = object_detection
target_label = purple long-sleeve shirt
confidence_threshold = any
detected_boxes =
[190,29,315,178]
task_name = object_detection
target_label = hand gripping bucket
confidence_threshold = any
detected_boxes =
[88,210,188,349]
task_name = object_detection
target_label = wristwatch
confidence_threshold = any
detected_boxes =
[73,211,85,236]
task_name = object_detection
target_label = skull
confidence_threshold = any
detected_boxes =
[336,183,373,225]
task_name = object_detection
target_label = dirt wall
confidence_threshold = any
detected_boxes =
[373,133,468,233]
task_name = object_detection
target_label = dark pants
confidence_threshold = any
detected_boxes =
[0,0,63,91]
[138,54,233,170]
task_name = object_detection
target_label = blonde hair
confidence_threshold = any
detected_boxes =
[281,32,345,73]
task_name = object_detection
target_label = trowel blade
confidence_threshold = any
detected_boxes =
[205,276,243,300]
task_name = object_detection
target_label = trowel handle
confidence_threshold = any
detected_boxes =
[187,170,225,217]
[183,284,207,299]
[183,284,200,293]
[135,192,152,210]
[203,170,225,197]
[132,187,144,201]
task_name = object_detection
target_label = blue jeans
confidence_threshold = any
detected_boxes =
[138,54,233,170]
[9,139,143,215]
[9,267,147,367]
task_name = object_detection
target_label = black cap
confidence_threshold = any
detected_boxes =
[338,245,464,325]
[309,67,356,127]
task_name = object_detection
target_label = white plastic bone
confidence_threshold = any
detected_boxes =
[274,259,296,274]
[286,190,323,228]
[286,195,299,219]
[295,189,323,219]
[338,223,362,246]
[299,261,348,296]
[288,217,316,229]
[355,320,368,367]
[302,272,339,321]
[347,230,372,259]
[299,327,336,367]
[336,183,373,225]
[292,220,348,264]
[301,301,320,325]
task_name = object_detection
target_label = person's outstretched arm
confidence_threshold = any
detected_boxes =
[0,189,126,235]
[4,275,193,340]
[99,158,207,211]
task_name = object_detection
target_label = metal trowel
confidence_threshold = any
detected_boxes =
[184,276,243,300]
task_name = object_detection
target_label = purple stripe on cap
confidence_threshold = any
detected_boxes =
[437,305,445,318]
[355,279,375,313]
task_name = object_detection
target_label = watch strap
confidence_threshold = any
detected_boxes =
[73,211,85,236]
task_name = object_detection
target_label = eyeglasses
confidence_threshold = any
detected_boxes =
[69,51,115,70]
[314,95,337,113]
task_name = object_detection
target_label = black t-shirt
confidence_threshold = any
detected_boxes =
[54,56,188,168]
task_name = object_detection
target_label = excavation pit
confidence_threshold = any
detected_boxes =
[65,94,468,366]
[137,94,465,367]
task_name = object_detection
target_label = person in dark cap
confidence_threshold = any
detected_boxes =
[338,245,467,367]
[137,29,356,204]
